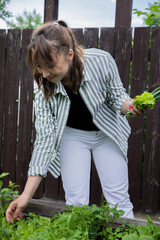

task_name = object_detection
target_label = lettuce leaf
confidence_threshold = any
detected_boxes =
[133,91,156,110]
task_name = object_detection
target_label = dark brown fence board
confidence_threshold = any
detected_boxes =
[72,28,84,46]
[115,0,133,27]
[130,28,150,95]
[45,173,60,199]
[16,29,34,193]
[128,27,150,211]
[0,30,6,172]
[114,27,132,92]
[44,0,59,22]
[141,27,160,213]
[2,29,21,186]
[100,28,115,57]
[83,28,99,48]
[90,159,103,205]
[59,177,65,200]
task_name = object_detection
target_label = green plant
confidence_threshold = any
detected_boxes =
[6,9,42,29]
[0,201,160,239]
[0,0,12,21]
[1,173,160,239]
[0,173,19,217]
[133,1,160,27]
[127,87,160,118]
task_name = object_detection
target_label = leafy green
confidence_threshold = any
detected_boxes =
[0,172,19,228]
[133,91,156,110]
[1,172,160,239]
[127,87,160,118]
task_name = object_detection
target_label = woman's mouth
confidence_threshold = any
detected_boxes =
[47,75,56,81]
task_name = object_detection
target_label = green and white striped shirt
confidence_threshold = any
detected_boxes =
[28,48,131,178]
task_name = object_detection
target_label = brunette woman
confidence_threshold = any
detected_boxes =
[6,20,143,222]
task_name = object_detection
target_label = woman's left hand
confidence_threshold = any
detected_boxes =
[121,100,145,116]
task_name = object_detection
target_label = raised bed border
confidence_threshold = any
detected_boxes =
[21,197,160,227]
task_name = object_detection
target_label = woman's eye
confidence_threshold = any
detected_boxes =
[48,66,54,69]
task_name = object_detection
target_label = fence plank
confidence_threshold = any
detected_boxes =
[45,173,60,200]
[100,28,115,57]
[16,29,35,194]
[115,0,133,27]
[2,30,21,186]
[83,28,99,48]
[72,28,84,46]
[44,0,59,22]
[141,27,160,213]
[114,27,132,92]
[128,27,150,211]
[0,30,6,173]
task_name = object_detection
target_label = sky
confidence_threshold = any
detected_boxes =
[0,0,156,29]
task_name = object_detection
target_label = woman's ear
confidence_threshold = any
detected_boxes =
[68,49,74,62]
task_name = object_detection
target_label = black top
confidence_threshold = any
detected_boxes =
[65,87,98,131]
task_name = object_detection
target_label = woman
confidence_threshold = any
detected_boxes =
[6,20,143,222]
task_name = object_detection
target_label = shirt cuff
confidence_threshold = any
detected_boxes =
[118,96,132,115]
[28,166,48,178]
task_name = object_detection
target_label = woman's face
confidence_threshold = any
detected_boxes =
[37,50,74,84]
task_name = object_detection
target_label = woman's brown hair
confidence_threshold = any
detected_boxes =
[27,20,84,100]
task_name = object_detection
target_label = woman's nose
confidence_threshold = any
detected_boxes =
[41,69,50,78]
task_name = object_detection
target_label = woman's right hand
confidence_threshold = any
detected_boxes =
[6,176,42,222]
[6,193,31,222]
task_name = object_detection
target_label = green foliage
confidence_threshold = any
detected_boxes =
[122,215,160,240]
[50,203,125,239]
[133,1,160,27]
[127,87,160,118]
[133,91,156,110]
[0,173,19,216]
[6,9,42,29]
[0,173,19,232]
[1,174,160,239]
[0,202,125,240]
[0,0,12,20]
[1,205,160,240]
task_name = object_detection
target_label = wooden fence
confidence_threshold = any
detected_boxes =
[0,26,160,214]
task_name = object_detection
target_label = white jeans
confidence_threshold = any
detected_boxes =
[60,126,134,218]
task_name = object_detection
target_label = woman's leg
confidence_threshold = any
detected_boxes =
[92,131,134,218]
[60,127,92,206]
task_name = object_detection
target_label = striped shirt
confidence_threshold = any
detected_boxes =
[28,48,131,178]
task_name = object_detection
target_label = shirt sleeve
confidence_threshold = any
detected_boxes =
[28,82,56,177]
[105,54,131,113]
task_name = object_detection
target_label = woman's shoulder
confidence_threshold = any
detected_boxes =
[84,48,111,58]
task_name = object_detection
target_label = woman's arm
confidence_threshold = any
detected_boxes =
[6,175,42,222]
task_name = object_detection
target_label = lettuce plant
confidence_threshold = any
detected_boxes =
[127,87,160,118]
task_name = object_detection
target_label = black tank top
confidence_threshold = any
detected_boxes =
[65,87,98,131]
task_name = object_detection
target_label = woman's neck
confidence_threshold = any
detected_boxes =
[61,75,73,89]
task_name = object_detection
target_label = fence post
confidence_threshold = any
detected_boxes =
[44,0,59,23]
[115,0,133,27]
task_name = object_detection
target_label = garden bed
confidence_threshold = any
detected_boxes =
[1,196,160,240]
[23,197,160,227]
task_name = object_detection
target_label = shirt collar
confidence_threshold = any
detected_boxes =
[54,82,68,96]
[80,59,92,86]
